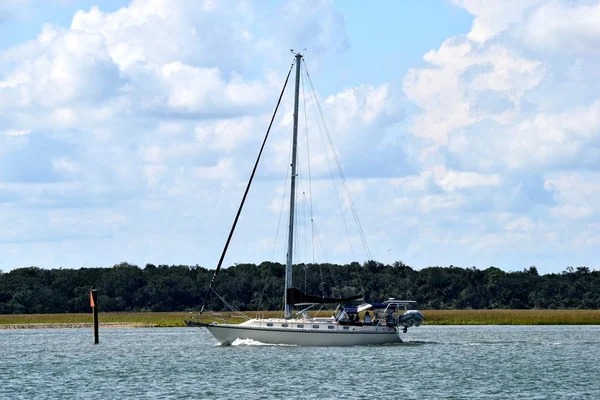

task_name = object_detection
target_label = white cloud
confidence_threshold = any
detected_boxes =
[451,0,544,43]
[0,0,353,269]
[276,0,349,56]
[326,84,396,127]
[143,164,167,188]
[393,0,600,271]
[158,62,270,114]
[544,173,600,219]
[4,129,31,136]
[2,0,600,273]
[404,39,545,148]
[196,116,257,152]
[522,0,600,53]
[505,217,535,233]
[192,157,236,181]
[504,101,600,169]
[52,157,80,175]
[419,193,463,212]
[405,1,600,174]
[37,23,59,44]
[430,165,501,192]
[3,30,120,108]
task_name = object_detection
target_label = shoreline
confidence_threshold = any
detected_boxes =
[2,310,600,328]
[0,322,157,330]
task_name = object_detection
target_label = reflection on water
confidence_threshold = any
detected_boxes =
[1,325,599,399]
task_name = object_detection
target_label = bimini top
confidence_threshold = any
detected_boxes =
[341,303,373,313]
[343,299,417,313]
[372,299,417,310]
[382,299,417,307]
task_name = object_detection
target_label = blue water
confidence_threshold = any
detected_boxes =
[1,325,599,399]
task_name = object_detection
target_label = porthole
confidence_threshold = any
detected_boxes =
[297,324,304,328]
[328,326,334,329]
[282,323,288,328]
[266,322,273,327]
[312,325,320,329]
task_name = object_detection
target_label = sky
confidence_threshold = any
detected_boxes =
[1,0,599,274]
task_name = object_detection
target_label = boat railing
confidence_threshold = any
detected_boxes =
[383,299,418,309]
[295,304,316,319]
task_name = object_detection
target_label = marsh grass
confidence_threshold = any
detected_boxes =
[423,309,600,325]
[0,312,190,327]
[1,309,599,327]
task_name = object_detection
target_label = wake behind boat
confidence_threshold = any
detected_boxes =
[190,52,424,346]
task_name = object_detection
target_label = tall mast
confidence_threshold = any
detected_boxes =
[284,52,302,319]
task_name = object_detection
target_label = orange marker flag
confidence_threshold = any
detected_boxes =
[90,289,95,308]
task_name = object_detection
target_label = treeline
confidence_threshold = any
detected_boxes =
[0,261,599,314]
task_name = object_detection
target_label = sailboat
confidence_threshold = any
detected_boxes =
[191,52,424,346]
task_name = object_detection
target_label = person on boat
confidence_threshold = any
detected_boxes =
[387,311,395,325]
[337,310,349,323]
[364,311,372,325]
[334,308,342,320]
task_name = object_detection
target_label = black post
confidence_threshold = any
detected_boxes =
[90,289,99,344]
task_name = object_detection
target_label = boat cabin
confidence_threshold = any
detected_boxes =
[334,299,418,326]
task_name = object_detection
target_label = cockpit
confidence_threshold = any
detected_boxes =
[333,299,423,330]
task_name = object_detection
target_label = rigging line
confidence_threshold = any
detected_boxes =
[270,123,294,261]
[313,113,357,295]
[311,221,334,297]
[281,95,297,314]
[303,67,366,294]
[292,161,299,266]
[278,104,297,264]
[258,141,293,312]
[255,268,269,313]
[300,61,323,297]
[312,111,367,298]
[296,172,319,295]
[306,68,370,260]
[294,183,301,265]
[304,67,357,262]
[295,158,311,270]
[297,179,313,292]
[296,160,313,267]
[304,66,372,262]
[295,162,305,266]
[302,190,308,265]
[301,59,316,264]
[281,178,293,310]
[281,119,300,315]
[297,190,312,243]
[306,91,363,297]
[304,263,307,295]
[257,144,291,312]
[311,220,328,259]
[210,288,250,320]
[199,62,294,314]
[298,182,308,267]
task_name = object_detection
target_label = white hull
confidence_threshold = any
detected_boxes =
[204,318,403,346]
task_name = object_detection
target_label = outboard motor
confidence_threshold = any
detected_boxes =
[398,310,425,328]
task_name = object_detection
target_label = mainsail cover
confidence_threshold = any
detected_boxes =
[286,287,362,305]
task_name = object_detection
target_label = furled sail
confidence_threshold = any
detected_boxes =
[286,287,362,305]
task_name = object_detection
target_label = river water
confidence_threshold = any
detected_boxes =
[1,325,599,399]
